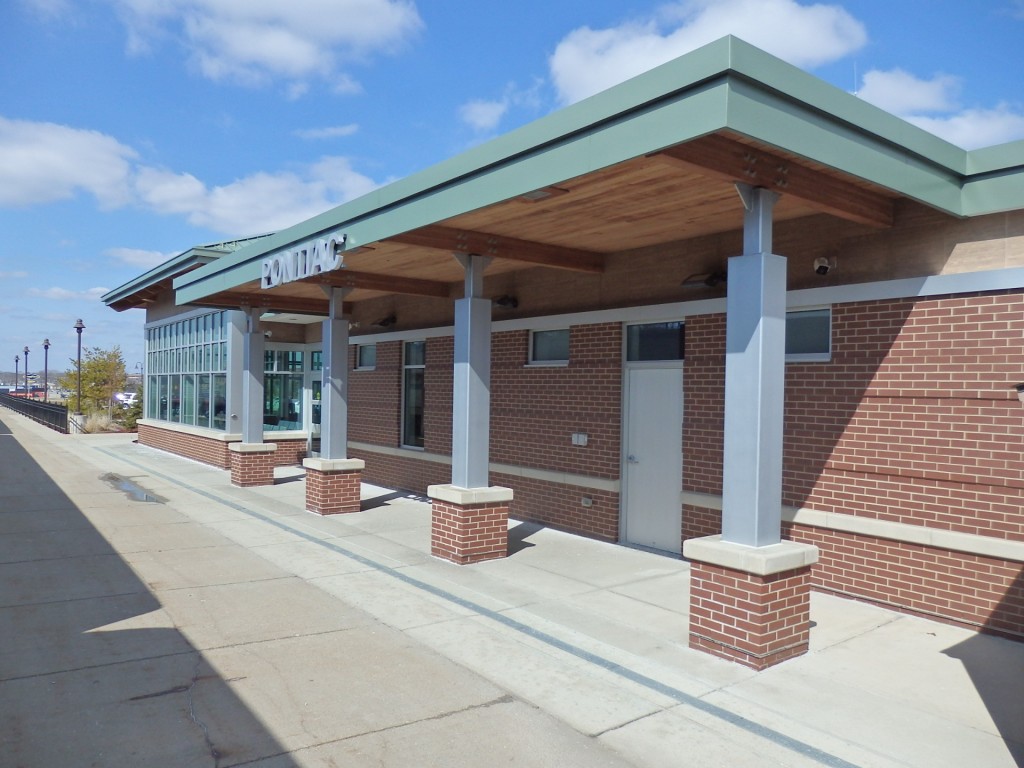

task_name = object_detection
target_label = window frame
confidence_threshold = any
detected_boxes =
[785,306,832,363]
[527,328,570,367]
[401,340,426,449]
[355,343,377,371]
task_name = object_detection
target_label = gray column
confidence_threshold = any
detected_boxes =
[451,253,492,489]
[241,307,265,444]
[721,185,787,547]
[226,310,246,433]
[320,287,350,460]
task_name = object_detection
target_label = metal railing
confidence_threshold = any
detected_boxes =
[0,393,69,434]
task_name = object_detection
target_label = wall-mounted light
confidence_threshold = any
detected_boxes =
[517,185,570,203]
[373,314,396,328]
[493,294,518,309]
[1015,383,1024,405]
[681,271,727,288]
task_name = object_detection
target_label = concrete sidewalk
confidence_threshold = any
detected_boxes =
[1,411,1021,767]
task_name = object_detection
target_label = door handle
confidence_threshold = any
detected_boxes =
[627,454,639,464]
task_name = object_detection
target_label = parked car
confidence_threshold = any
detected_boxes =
[115,392,138,408]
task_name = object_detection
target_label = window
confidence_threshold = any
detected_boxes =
[626,322,685,362]
[356,344,377,370]
[529,329,569,365]
[402,341,425,448]
[786,308,831,361]
[144,310,228,425]
[263,348,305,430]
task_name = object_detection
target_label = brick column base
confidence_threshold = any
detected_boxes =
[427,484,513,565]
[228,442,277,487]
[683,535,819,671]
[303,458,365,515]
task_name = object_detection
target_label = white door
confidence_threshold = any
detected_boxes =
[623,366,683,553]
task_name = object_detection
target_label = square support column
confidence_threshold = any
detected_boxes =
[320,287,351,460]
[684,535,819,670]
[229,442,277,487]
[428,484,513,564]
[240,307,265,445]
[430,253,514,564]
[722,185,786,547]
[303,457,364,515]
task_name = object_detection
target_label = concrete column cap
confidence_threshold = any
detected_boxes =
[229,442,278,454]
[302,457,365,472]
[428,484,514,505]
[683,534,818,576]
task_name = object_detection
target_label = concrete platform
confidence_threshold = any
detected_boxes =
[1,411,1021,767]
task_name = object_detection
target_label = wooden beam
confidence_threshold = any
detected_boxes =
[191,292,344,316]
[387,224,605,273]
[315,269,452,298]
[654,135,895,229]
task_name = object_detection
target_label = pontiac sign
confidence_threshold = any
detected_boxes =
[261,232,346,289]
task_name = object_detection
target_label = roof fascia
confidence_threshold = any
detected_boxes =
[102,249,219,306]
[175,37,1012,306]
[962,139,1024,216]
[174,41,739,304]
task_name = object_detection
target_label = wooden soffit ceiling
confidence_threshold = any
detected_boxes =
[203,130,897,311]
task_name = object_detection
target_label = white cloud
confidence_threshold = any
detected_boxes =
[29,286,110,301]
[294,124,360,140]
[0,271,29,279]
[135,156,380,234]
[457,81,543,133]
[549,0,867,104]
[858,68,1024,149]
[0,116,382,235]
[0,117,137,207]
[906,106,1024,150]
[110,0,423,88]
[459,100,508,132]
[105,247,176,269]
[20,0,72,17]
[858,69,961,115]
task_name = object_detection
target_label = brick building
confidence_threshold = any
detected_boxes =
[104,38,1024,668]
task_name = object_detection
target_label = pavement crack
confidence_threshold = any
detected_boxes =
[185,652,222,767]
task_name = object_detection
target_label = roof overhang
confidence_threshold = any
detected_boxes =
[171,36,1024,313]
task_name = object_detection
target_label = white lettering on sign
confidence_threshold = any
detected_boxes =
[261,232,346,289]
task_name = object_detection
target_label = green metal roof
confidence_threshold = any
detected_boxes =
[102,234,274,309]
[174,36,1024,306]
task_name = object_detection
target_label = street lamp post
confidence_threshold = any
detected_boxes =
[42,339,50,402]
[14,355,19,393]
[74,319,85,413]
[23,346,29,399]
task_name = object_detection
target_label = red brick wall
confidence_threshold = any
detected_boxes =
[682,314,726,497]
[349,341,401,445]
[350,448,448,496]
[786,522,1024,639]
[139,423,231,468]
[784,292,1024,540]
[689,562,813,670]
[229,449,275,487]
[138,424,305,469]
[349,324,624,542]
[491,324,622,479]
[681,290,1024,638]
[431,499,509,564]
[491,471,619,542]
[306,467,361,514]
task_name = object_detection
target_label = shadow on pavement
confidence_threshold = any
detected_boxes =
[0,414,301,767]
[942,568,1024,765]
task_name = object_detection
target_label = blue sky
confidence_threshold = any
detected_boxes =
[2,0,1023,380]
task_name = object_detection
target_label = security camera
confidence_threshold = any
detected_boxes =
[813,257,832,276]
